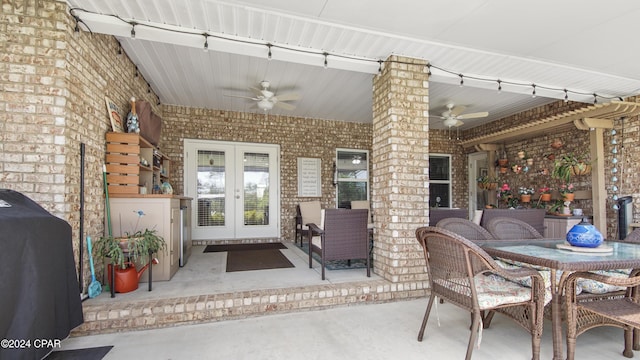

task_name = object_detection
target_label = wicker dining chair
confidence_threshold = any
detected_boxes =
[415,226,545,360]
[436,218,495,241]
[485,216,544,240]
[565,269,640,360]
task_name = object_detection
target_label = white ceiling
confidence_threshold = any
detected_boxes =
[67,0,640,130]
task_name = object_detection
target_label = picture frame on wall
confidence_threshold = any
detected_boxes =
[297,157,321,197]
[105,96,124,132]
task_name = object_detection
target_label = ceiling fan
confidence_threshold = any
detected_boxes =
[438,103,489,128]
[226,80,300,112]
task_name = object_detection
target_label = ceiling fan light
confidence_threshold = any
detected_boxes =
[257,99,273,111]
[443,118,458,128]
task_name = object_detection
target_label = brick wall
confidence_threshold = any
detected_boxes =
[0,0,160,293]
[159,106,372,243]
[371,56,429,283]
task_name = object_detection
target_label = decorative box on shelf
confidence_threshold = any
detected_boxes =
[105,132,170,195]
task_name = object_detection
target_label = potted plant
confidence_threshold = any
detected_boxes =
[559,183,575,202]
[94,210,166,293]
[538,186,552,202]
[518,186,535,203]
[552,152,591,183]
[476,175,498,190]
[498,183,518,208]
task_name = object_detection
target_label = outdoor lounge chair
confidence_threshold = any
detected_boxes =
[436,217,495,241]
[296,201,322,246]
[415,226,545,360]
[307,209,370,280]
[485,217,544,240]
[564,270,640,360]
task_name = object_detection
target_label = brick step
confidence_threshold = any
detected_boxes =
[72,280,427,336]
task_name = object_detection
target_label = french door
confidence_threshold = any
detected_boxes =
[184,139,280,240]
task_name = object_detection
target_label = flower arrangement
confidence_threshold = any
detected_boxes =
[539,186,551,194]
[559,183,575,194]
[518,186,535,195]
[498,183,519,207]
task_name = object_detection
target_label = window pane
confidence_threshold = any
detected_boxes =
[337,182,368,209]
[243,152,269,225]
[197,150,225,226]
[336,149,369,208]
[429,156,450,181]
[429,183,450,208]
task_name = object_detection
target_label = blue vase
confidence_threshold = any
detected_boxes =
[566,218,603,248]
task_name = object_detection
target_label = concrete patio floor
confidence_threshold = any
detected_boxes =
[59,297,627,360]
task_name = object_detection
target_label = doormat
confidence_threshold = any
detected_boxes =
[203,242,287,253]
[44,346,113,360]
[226,249,295,272]
[297,243,369,270]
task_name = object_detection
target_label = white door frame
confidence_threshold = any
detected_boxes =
[468,152,488,219]
[184,139,280,241]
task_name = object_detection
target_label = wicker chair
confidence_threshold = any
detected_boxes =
[295,201,321,246]
[436,218,495,241]
[307,209,370,280]
[485,217,544,240]
[565,270,640,360]
[415,227,545,360]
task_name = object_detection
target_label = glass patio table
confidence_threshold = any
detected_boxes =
[476,238,640,360]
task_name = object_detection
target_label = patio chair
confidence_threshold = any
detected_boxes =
[307,209,370,280]
[485,217,544,240]
[564,269,640,360]
[436,218,495,241]
[415,226,545,360]
[296,201,322,246]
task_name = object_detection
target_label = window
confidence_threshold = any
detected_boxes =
[429,154,451,208]
[335,149,369,208]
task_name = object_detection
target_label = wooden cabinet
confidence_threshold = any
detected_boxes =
[109,197,182,281]
[544,216,581,238]
[105,132,170,195]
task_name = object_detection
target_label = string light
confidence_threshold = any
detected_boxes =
[426,64,432,76]
[117,42,122,55]
[134,66,139,77]
[378,60,383,75]
[531,84,536,98]
[497,80,502,93]
[203,34,209,52]
[69,7,638,104]
[267,43,272,60]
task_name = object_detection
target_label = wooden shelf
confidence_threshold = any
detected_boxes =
[105,132,170,195]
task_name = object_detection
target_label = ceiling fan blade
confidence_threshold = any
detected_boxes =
[249,87,263,97]
[224,94,259,100]
[457,111,489,120]
[274,101,296,111]
[274,92,301,101]
[449,105,466,116]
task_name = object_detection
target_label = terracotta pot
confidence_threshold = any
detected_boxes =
[498,159,509,166]
[562,193,575,202]
[540,193,551,202]
[570,163,592,176]
[520,194,531,203]
[499,167,508,174]
[486,182,498,191]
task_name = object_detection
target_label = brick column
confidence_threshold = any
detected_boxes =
[371,56,430,283]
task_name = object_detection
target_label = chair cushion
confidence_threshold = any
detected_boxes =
[474,275,538,309]
[310,209,326,249]
[578,270,627,294]
[299,201,322,227]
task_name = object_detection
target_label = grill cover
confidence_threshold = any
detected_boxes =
[0,190,83,360]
